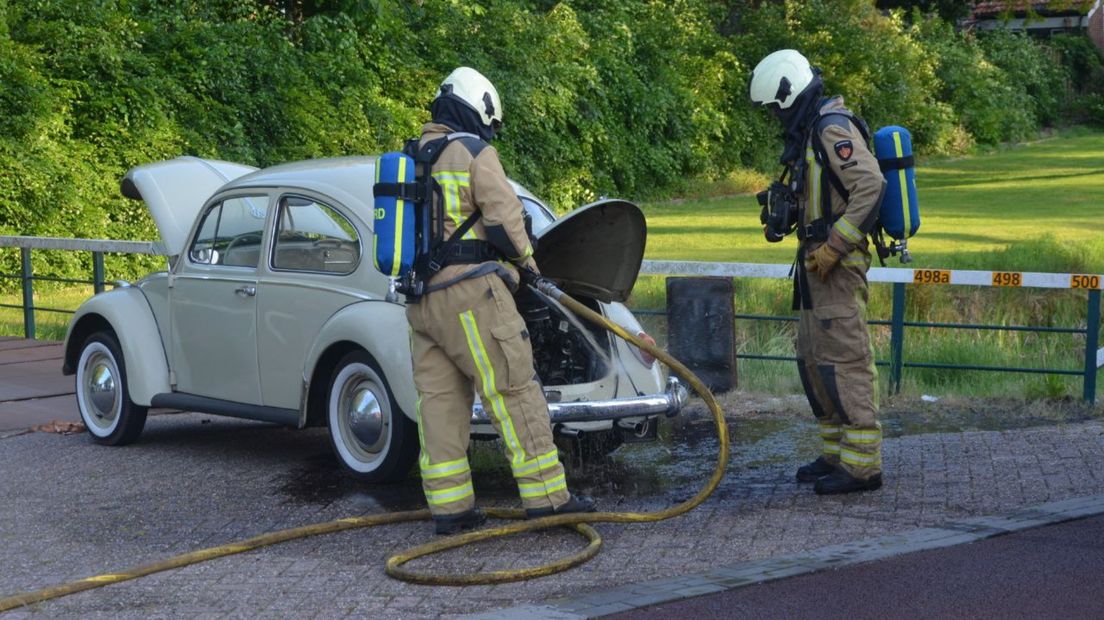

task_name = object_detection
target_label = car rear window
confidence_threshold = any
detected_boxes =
[271,196,360,275]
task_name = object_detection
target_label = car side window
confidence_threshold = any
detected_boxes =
[189,196,268,268]
[271,196,360,274]
[520,197,555,234]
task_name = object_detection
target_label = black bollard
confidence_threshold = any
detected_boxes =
[665,277,737,393]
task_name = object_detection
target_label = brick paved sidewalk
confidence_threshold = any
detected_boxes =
[2,409,1104,618]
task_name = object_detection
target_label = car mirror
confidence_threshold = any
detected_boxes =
[190,247,219,265]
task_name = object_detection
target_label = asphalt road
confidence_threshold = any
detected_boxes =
[615,515,1104,620]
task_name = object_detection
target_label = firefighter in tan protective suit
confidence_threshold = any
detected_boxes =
[406,67,595,534]
[750,50,885,495]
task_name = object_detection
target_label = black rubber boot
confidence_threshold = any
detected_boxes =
[526,494,597,519]
[434,508,487,535]
[814,469,883,495]
[795,456,837,483]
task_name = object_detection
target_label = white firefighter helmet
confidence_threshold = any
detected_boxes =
[749,49,815,110]
[437,67,503,131]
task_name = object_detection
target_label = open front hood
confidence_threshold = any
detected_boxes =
[121,157,258,256]
[534,199,646,303]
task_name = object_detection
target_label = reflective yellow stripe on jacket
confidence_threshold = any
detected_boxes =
[805,146,822,221]
[842,253,869,268]
[433,170,475,240]
[833,217,864,244]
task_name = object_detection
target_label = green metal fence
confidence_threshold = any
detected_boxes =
[1,240,1100,403]
[0,237,165,339]
[638,260,1103,404]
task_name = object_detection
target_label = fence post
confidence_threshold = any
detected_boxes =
[20,247,35,340]
[889,282,906,394]
[92,251,105,294]
[1085,289,1100,405]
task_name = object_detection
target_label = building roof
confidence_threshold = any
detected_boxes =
[972,1,1096,19]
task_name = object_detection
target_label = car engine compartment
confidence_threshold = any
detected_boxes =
[515,287,610,387]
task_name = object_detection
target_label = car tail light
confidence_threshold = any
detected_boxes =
[633,331,657,367]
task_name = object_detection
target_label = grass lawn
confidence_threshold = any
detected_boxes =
[633,130,1104,400]
[0,286,97,342]
[639,130,1104,271]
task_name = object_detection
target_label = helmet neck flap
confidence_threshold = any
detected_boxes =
[776,73,824,167]
[431,94,497,142]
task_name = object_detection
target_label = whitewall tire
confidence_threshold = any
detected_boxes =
[326,350,418,482]
[75,331,148,445]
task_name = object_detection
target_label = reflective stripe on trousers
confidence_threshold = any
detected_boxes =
[408,274,570,516]
[819,422,842,458]
[460,309,569,503]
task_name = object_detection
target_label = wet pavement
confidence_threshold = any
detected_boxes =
[2,338,1104,617]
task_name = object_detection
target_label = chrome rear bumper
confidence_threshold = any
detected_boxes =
[471,377,688,424]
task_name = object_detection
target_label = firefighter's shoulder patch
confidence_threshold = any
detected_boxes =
[834,140,853,161]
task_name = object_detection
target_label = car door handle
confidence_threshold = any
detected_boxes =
[235,285,256,297]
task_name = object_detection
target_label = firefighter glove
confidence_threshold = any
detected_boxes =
[519,264,545,287]
[806,244,842,282]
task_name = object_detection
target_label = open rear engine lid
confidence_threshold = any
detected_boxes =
[121,156,258,257]
[534,199,646,303]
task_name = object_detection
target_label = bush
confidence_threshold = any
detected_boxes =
[915,19,1036,145]
[978,29,1068,127]
[1049,33,1104,126]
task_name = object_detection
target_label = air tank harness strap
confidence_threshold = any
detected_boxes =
[795,216,835,243]
[421,211,483,275]
[420,261,518,296]
[372,181,425,202]
[879,154,914,172]
[436,239,503,265]
[792,243,814,311]
[413,212,511,297]
[790,205,839,311]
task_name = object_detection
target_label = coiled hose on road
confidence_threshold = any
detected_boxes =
[0,280,729,610]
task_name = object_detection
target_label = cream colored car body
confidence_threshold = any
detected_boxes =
[63,156,677,478]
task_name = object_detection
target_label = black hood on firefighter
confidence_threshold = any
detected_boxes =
[777,73,825,167]
[431,94,497,142]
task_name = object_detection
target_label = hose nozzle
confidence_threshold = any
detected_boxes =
[522,267,564,300]
[535,277,563,300]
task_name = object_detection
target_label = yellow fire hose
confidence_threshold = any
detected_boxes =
[0,282,729,611]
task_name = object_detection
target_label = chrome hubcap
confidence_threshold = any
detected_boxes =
[83,352,119,428]
[346,384,384,450]
[330,361,393,470]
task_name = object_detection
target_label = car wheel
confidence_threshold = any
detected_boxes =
[75,331,148,446]
[327,350,418,482]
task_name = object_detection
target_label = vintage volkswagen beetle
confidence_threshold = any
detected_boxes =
[62,156,686,482]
